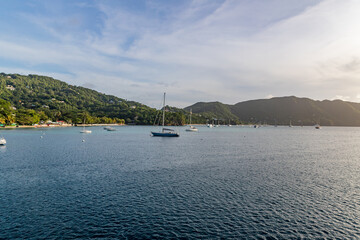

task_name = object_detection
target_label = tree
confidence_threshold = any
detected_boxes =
[38,111,49,122]
[16,109,40,125]
[0,74,186,125]
[0,99,15,125]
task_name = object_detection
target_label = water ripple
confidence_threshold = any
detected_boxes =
[0,126,359,238]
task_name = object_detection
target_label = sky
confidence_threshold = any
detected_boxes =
[1,0,360,107]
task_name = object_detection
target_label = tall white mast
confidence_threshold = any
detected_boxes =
[190,108,192,125]
[162,92,166,127]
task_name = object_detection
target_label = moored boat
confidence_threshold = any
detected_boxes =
[80,116,91,133]
[152,128,179,137]
[151,93,179,137]
[185,109,198,132]
[104,126,116,131]
[186,125,198,132]
[80,129,92,133]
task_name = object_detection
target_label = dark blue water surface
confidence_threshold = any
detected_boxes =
[0,126,359,239]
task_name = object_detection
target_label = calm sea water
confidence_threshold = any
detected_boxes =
[0,126,359,239]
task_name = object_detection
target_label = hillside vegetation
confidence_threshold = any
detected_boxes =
[0,73,186,125]
[186,96,360,126]
[3,73,360,127]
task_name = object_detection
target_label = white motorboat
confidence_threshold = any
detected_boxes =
[104,126,116,131]
[0,137,6,145]
[80,129,92,133]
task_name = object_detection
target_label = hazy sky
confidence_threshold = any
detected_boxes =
[1,0,360,107]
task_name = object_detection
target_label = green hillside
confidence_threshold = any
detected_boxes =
[4,73,360,127]
[185,102,237,121]
[0,73,185,125]
[186,96,360,126]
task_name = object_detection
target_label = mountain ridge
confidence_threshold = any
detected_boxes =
[2,72,360,126]
[185,96,360,126]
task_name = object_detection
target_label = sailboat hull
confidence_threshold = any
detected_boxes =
[151,93,180,137]
[151,132,179,137]
[185,128,198,132]
[80,130,92,133]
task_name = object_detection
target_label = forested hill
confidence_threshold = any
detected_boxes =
[186,96,360,126]
[0,73,185,125]
[4,73,360,126]
[185,101,238,120]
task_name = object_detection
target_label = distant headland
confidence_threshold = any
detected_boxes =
[2,73,360,127]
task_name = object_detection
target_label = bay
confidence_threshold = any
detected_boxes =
[0,126,359,239]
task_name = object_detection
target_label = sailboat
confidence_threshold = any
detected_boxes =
[228,119,232,127]
[104,126,116,131]
[186,109,198,132]
[151,93,179,137]
[80,116,92,133]
[80,126,91,133]
[0,137,6,145]
[215,119,220,127]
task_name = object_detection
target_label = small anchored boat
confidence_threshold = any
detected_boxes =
[151,93,179,137]
[104,126,116,131]
[186,109,198,132]
[80,116,92,133]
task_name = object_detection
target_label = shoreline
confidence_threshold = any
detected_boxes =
[2,124,360,129]
[1,123,125,129]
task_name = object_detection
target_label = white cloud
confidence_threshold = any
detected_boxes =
[332,95,350,101]
[3,0,360,107]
